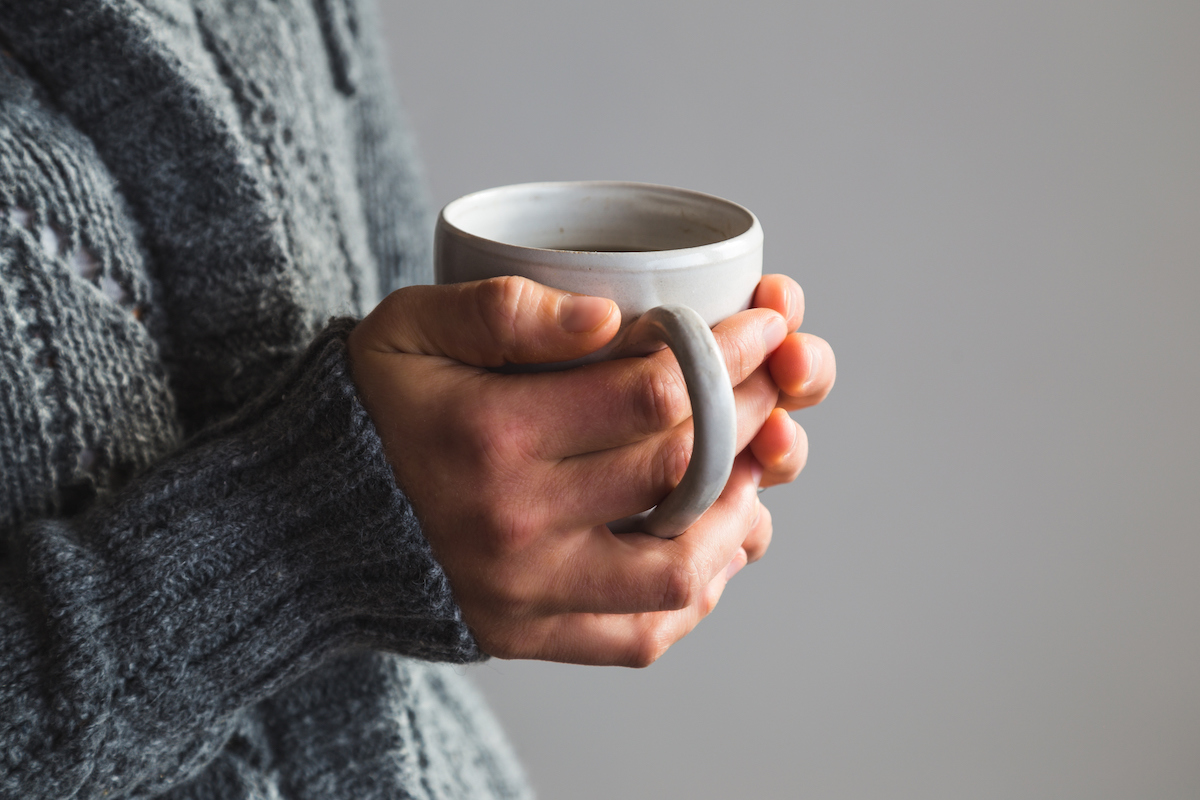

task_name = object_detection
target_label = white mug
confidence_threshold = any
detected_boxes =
[435,181,763,538]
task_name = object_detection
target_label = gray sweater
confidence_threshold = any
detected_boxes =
[0,1,530,797]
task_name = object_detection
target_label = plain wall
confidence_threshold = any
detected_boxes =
[378,2,1200,797]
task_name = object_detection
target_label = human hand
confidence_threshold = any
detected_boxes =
[346,277,800,665]
[744,274,837,489]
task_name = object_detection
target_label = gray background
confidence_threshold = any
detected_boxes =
[379,2,1200,797]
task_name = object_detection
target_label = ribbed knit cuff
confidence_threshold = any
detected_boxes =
[50,318,480,719]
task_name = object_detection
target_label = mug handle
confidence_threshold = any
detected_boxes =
[606,305,738,538]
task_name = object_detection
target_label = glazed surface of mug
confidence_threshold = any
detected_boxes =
[436,181,763,357]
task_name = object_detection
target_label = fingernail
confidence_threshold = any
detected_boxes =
[559,295,613,333]
[763,315,787,352]
[751,460,764,489]
[725,549,748,581]
[783,411,799,454]
[802,343,823,390]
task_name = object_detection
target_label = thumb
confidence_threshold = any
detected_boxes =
[356,276,620,367]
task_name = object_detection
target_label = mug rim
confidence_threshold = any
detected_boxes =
[437,180,763,272]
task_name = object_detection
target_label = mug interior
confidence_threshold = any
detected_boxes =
[441,182,755,253]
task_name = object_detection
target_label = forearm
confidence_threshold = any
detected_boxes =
[0,321,480,798]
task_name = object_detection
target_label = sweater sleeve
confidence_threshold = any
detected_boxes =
[0,318,482,799]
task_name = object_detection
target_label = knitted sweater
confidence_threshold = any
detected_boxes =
[0,1,530,798]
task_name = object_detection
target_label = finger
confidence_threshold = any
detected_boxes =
[497,353,692,461]
[702,307,788,389]
[508,595,718,666]
[742,500,773,563]
[752,274,804,331]
[354,276,621,367]
[548,365,779,527]
[749,407,809,488]
[514,309,787,460]
[486,549,741,666]
[769,332,836,410]
[530,451,762,616]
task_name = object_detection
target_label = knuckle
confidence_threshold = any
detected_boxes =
[459,390,539,467]
[479,497,542,557]
[627,628,672,669]
[740,369,780,429]
[458,419,511,475]
[464,401,521,458]
[455,475,542,560]
[635,365,689,432]
[723,326,760,381]
[477,276,533,353]
[655,430,694,491]
[371,286,407,323]
[658,559,702,612]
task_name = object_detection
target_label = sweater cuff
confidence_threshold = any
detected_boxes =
[59,318,480,708]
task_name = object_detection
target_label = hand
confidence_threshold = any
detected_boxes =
[347,277,796,666]
[745,275,837,489]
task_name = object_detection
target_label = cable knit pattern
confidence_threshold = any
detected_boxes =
[0,0,429,431]
[0,49,178,532]
[0,1,531,797]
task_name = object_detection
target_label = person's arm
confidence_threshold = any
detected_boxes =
[0,59,477,797]
[0,318,479,798]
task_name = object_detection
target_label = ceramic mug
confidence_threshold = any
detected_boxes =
[435,181,763,538]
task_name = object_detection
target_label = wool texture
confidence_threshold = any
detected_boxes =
[0,1,530,798]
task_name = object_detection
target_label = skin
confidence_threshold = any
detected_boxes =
[347,273,835,667]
